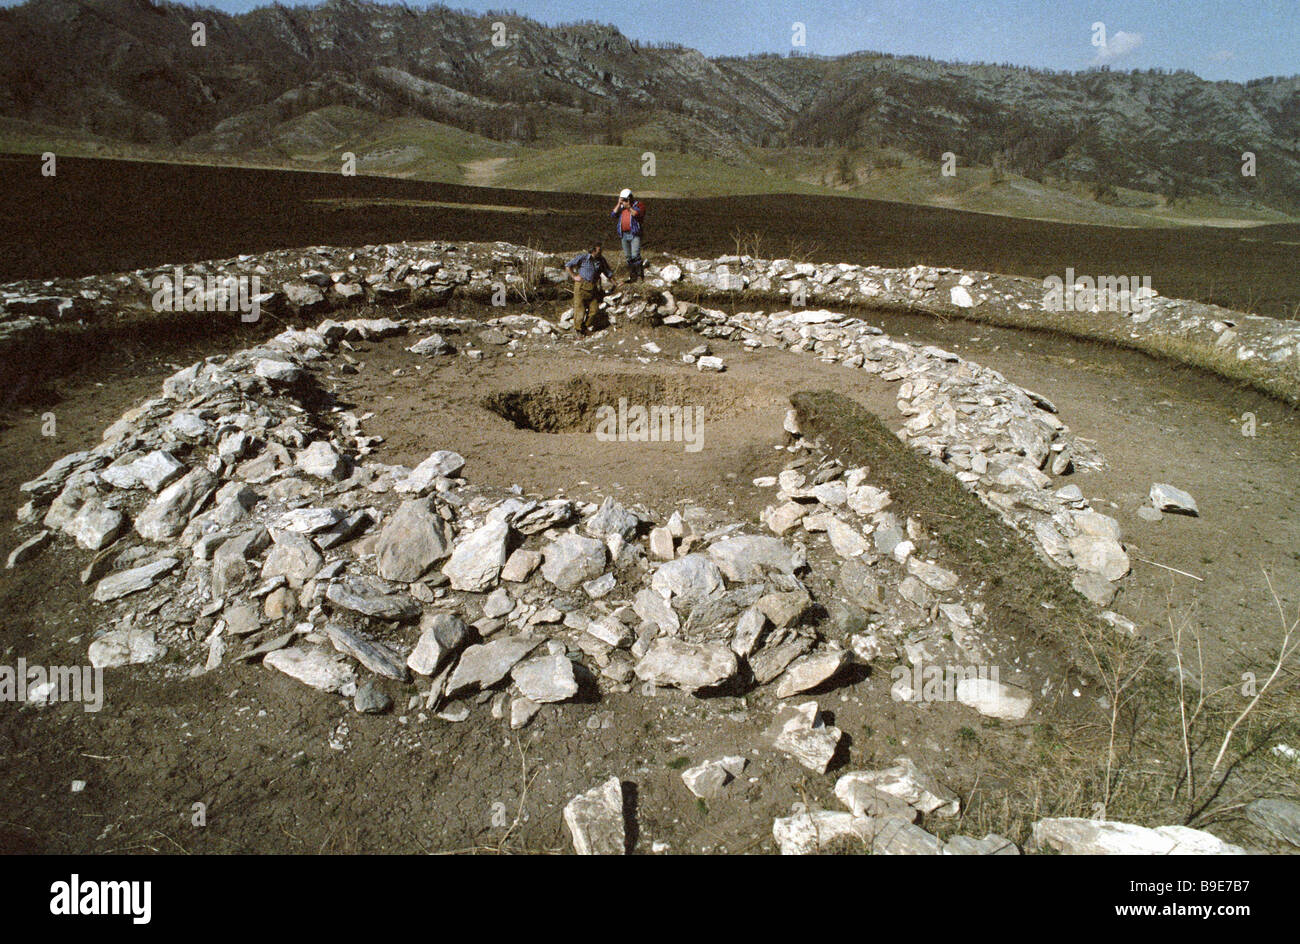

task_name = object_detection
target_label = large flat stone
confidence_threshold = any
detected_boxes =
[376,498,450,582]
[956,676,1033,720]
[563,777,627,855]
[92,558,178,602]
[135,468,217,541]
[1030,818,1245,855]
[442,520,510,592]
[264,646,357,695]
[706,535,797,582]
[325,577,420,622]
[511,652,578,703]
[444,635,543,697]
[325,621,410,680]
[540,534,607,590]
[634,638,737,693]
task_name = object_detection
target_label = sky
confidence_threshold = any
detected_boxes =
[4,0,1296,81]
[454,0,1298,81]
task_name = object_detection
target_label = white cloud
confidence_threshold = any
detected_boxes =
[1093,30,1143,64]
[1208,49,1236,63]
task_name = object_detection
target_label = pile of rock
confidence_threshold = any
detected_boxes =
[747,438,1030,705]
[11,251,1128,732]
[648,301,1136,612]
[6,238,1296,402]
[644,251,1300,390]
[13,317,934,729]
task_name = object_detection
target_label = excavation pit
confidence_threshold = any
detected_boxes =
[470,368,793,512]
[332,336,809,515]
[481,371,769,436]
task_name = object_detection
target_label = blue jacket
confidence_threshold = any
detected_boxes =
[612,200,646,237]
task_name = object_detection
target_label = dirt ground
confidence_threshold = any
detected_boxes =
[0,290,1295,853]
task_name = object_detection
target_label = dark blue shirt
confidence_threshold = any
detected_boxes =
[567,252,614,283]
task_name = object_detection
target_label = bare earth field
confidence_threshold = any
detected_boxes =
[0,283,1295,853]
[2,154,1298,319]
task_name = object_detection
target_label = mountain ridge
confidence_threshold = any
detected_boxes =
[0,0,1296,212]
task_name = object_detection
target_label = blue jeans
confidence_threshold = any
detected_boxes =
[620,233,643,278]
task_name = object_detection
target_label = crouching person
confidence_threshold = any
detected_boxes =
[565,242,616,335]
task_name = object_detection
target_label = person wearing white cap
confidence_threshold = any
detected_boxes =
[611,188,646,282]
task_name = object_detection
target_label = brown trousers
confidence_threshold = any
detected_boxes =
[572,279,602,332]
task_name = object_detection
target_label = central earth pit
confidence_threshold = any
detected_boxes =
[482,371,763,439]
[333,339,796,514]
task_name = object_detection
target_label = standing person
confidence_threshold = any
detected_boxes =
[565,242,616,335]
[611,188,646,282]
